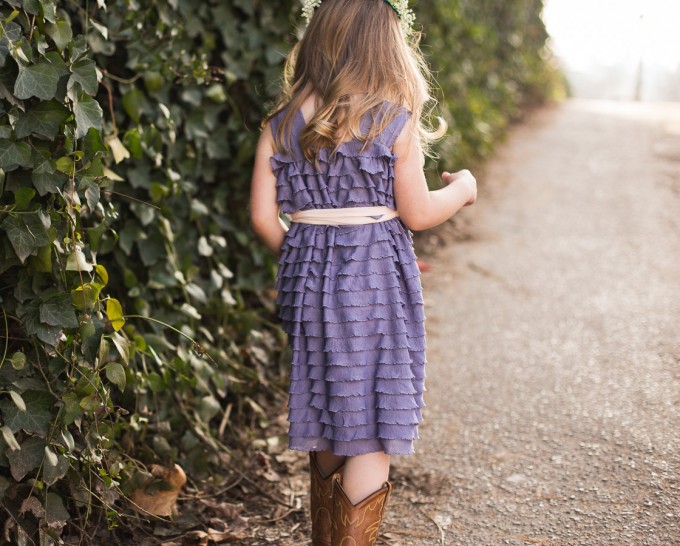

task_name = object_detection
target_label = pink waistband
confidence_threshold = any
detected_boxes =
[289,206,400,226]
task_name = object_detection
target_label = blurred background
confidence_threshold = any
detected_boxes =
[544,0,680,101]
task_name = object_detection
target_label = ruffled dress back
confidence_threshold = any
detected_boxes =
[269,102,427,456]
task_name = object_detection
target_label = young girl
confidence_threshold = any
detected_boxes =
[250,0,476,543]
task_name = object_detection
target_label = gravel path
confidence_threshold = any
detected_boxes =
[384,100,680,546]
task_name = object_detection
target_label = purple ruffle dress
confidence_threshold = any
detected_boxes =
[270,103,427,456]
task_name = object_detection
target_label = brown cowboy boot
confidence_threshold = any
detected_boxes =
[331,476,392,546]
[310,452,345,546]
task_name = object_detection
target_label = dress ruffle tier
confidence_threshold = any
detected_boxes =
[270,103,427,456]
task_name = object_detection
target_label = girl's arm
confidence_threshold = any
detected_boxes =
[249,123,288,255]
[393,120,477,232]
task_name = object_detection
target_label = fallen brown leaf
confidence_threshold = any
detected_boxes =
[130,464,187,517]
[206,527,248,543]
[198,499,245,521]
[175,528,246,545]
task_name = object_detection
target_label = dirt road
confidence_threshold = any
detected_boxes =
[385,100,680,545]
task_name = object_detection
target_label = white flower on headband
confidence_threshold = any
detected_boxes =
[301,0,416,35]
[301,0,322,25]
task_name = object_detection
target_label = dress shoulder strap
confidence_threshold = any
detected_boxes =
[268,106,304,157]
[268,108,289,143]
[378,106,413,148]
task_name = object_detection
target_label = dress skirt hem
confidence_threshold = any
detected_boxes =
[288,436,416,456]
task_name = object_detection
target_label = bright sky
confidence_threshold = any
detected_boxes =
[543,0,680,71]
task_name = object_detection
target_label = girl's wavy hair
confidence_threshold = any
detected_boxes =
[266,0,445,163]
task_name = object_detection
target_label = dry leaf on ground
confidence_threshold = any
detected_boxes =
[130,464,187,517]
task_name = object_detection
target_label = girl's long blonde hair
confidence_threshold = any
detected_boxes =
[267,0,445,162]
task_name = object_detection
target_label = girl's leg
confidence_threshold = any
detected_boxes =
[330,452,392,544]
[341,451,390,505]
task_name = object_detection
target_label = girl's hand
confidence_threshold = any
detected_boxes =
[442,170,477,206]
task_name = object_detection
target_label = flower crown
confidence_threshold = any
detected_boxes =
[301,0,416,35]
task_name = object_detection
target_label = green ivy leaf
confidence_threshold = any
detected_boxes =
[6,437,44,481]
[198,395,220,422]
[14,61,59,100]
[0,389,53,435]
[86,221,107,252]
[106,298,125,332]
[0,21,21,65]
[21,298,63,346]
[68,58,98,95]
[73,94,103,139]
[8,390,26,412]
[45,492,70,523]
[1,214,50,263]
[22,0,42,15]
[110,331,129,364]
[55,155,74,174]
[104,134,130,163]
[13,187,36,211]
[14,100,71,140]
[71,282,102,311]
[44,19,73,52]
[10,351,26,370]
[61,392,82,426]
[95,264,109,285]
[79,318,96,341]
[65,246,94,272]
[60,429,75,452]
[78,393,101,412]
[43,450,69,486]
[40,0,57,23]
[0,425,20,451]
[85,183,100,210]
[123,127,143,158]
[32,158,68,195]
[44,445,58,467]
[122,87,146,123]
[145,372,165,393]
[32,243,52,273]
[105,362,126,392]
[0,140,32,171]
[97,337,110,366]
[40,292,79,329]
[43,49,70,77]
[69,35,88,62]
[83,127,106,160]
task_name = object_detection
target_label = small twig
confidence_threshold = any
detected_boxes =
[0,308,9,370]
[100,68,143,85]
[99,78,119,135]
[218,402,233,439]
[125,314,219,368]
[179,475,244,501]
[101,189,161,209]
[420,508,446,545]
[253,506,303,524]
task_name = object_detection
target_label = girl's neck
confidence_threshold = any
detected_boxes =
[299,93,320,125]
